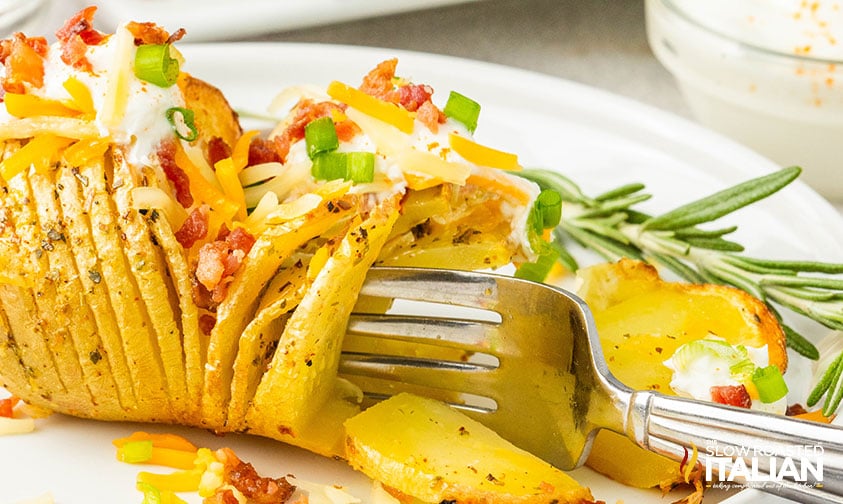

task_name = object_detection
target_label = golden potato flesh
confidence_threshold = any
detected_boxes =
[577,258,787,489]
[345,393,595,504]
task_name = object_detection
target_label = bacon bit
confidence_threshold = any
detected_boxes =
[417,100,445,133]
[195,226,255,303]
[360,58,399,98]
[204,489,240,504]
[208,136,233,167]
[358,58,445,129]
[273,99,360,161]
[55,6,106,71]
[248,137,283,166]
[199,314,216,336]
[174,205,209,249]
[0,34,48,94]
[158,140,194,208]
[786,403,808,416]
[125,21,185,46]
[210,447,296,504]
[0,396,20,417]
[710,384,752,408]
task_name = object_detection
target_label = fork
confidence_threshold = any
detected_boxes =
[339,266,843,504]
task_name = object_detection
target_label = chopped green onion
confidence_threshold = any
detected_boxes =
[165,107,198,142]
[347,151,375,183]
[134,44,179,88]
[752,365,788,403]
[536,189,562,229]
[515,247,560,282]
[443,91,481,133]
[117,439,154,464]
[305,116,339,159]
[312,151,377,183]
[311,152,348,181]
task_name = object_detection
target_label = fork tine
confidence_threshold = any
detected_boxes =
[347,313,497,351]
[360,267,500,310]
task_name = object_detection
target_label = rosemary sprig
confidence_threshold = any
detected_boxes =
[520,166,843,416]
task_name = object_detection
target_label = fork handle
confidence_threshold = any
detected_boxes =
[627,391,843,503]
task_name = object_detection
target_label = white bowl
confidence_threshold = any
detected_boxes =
[645,0,843,200]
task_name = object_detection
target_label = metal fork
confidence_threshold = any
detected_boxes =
[339,267,843,503]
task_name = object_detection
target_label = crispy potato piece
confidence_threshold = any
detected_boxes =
[578,258,787,489]
[26,167,127,419]
[202,195,358,428]
[227,257,309,427]
[54,160,139,414]
[245,196,401,452]
[144,203,206,421]
[0,142,94,415]
[76,151,173,420]
[179,74,242,152]
[111,150,189,420]
[345,393,594,504]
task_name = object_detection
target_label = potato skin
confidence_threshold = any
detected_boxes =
[578,258,788,489]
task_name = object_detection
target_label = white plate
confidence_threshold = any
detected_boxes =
[83,0,483,41]
[3,43,843,504]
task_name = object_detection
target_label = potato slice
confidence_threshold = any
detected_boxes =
[144,207,205,421]
[245,196,401,451]
[345,393,594,504]
[110,150,190,420]
[0,143,94,415]
[26,167,127,419]
[577,258,786,489]
[227,257,309,427]
[202,195,358,428]
[0,301,55,411]
[179,74,242,152]
[76,152,173,420]
[54,159,139,415]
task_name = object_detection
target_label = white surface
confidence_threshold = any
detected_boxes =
[3,42,843,504]
[82,0,483,42]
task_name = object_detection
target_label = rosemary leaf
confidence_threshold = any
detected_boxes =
[642,166,801,231]
[673,225,739,239]
[781,323,820,360]
[681,236,745,252]
[738,256,843,274]
[519,169,594,205]
[594,183,647,202]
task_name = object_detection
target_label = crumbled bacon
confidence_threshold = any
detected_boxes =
[125,21,185,46]
[158,140,194,208]
[359,58,399,98]
[55,6,106,71]
[215,448,296,504]
[710,384,752,408]
[248,137,283,166]
[358,58,445,129]
[195,226,255,304]
[198,313,216,336]
[0,34,48,93]
[272,99,360,161]
[174,205,209,249]
[416,100,445,134]
[207,136,233,167]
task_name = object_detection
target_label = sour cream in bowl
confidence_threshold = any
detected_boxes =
[645,0,843,200]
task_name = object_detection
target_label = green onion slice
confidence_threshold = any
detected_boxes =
[165,107,198,142]
[134,44,180,88]
[515,247,560,282]
[311,152,348,181]
[752,365,789,403]
[347,151,375,183]
[116,439,154,464]
[443,91,481,133]
[536,189,562,229]
[305,116,339,159]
